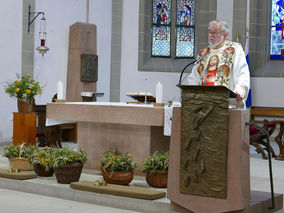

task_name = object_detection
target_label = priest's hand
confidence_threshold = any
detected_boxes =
[235,91,244,102]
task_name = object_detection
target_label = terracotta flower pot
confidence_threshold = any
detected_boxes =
[146,170,168,188]
[17,98,34,113]
[101,170,134,185]
[34,165,54,177]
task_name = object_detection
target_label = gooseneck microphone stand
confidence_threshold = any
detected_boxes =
[177,50,211,87]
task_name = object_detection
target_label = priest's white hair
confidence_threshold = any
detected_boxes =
[209,20,230,34]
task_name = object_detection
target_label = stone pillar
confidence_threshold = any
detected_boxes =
[66,22,97,102]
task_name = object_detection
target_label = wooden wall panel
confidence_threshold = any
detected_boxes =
[13,113,36,145]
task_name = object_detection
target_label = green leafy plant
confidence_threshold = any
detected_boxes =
[99,149,137,172]
[2,144,36,160]
[142,151,169,174]
[29,146,55,169]
[53,146,88,168]
[4,73,43,100]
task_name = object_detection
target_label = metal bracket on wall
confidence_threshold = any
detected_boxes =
[28,4,44,33]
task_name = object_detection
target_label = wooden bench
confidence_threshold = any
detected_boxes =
[251,106,284,122]
[250,106,284,160]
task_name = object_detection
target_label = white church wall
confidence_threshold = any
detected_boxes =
[0,0,112,143]
[89,0,112,101]
[251,77,284,106]
[34,0,111,104]
[0,1,23,142]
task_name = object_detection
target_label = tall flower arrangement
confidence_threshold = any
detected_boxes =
[4,74,43,100]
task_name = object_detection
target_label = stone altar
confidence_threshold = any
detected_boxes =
[46,102,170,174]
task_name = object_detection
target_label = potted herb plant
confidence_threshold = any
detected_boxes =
[99,149,137,185]
[2,144,35,171]
[30,146,55,177]
[142,151,169,188]
[53,146,87,184]
[4,73,43,113]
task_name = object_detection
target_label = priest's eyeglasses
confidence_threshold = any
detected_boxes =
[208,30,222,35]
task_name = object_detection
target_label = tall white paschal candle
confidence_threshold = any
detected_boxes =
[57,81,63,100]
[156,82,163,103]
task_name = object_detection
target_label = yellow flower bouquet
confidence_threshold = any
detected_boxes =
[4,74,43,100]
[99,149,137,172]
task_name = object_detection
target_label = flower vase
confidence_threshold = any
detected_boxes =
[17,98,34,113]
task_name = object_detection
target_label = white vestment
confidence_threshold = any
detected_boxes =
[186,40,250,108]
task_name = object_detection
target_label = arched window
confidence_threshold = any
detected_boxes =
[270,0,284,59]
[151,0,195,58]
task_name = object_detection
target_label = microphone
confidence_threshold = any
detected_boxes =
[177,50,211,87]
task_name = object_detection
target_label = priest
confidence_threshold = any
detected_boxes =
[187,20,250,108]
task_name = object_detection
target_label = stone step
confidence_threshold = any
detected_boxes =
[0,171,171,213]
[0,168,282,213]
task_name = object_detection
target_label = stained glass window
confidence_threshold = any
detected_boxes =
[152,26,171,56]
[176,27,194,57]
[270,0,284,59]
[151,0,195,58]
[175,0,195,57]
[151,0,171,57]
[176,0,195,26]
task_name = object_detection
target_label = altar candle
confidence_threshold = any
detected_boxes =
[156,82,163,103]
[57,81,63,100]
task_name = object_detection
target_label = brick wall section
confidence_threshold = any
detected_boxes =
[249,0,269,77]
[232,0,247,49]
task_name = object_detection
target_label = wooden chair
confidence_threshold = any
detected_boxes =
[35,96,77,147]
[35,105,61,147]
[249,120,277,159]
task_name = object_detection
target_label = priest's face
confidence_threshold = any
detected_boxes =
[208,23,225,48]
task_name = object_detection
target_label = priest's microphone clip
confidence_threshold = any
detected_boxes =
[177,50,211,87]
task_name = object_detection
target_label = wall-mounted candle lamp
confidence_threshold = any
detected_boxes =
[28,5,49,56]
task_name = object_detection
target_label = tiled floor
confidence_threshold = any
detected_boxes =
[0,188,139,213]
[0,141,283,213]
